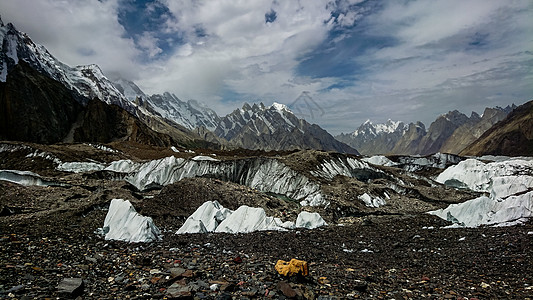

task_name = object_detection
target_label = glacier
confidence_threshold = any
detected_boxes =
[430,158,533,227]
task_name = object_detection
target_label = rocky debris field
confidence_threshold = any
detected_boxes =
[1,199,532,299]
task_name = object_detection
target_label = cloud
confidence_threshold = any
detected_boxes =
[0,0,141,79]
[137,32,163,58]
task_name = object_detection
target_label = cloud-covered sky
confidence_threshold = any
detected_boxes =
[1,0,532,134]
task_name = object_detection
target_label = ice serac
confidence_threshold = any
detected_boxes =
[429,192,533,227]
[176,201,231,234]
[215,206,292,233]
[177,201,295,234]
[295,211,327,229]
[436,158,533,197]
[0,170,55,186]
[430,157,533,227]
[99,199,161,243]
[358,193,386,208]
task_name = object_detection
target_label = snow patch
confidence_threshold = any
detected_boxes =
[362,156,398,167]
[358,193,386,208]
[192,155,220,162]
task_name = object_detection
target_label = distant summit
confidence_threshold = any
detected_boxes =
[336,119,408,155]
[214,102,359,154]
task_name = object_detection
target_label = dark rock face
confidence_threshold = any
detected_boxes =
[0,61,83,143]
[440,107,512,154]
[390,122,427,155]
[415,110,471,155]
[461,100,533,156]
[0,62,175,147]
[72,98,175,147]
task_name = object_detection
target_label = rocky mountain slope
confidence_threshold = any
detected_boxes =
[215,103,359,154]
[0,19,219,149]
[0,61,83,143]
[461,100,533,156]
[0,19,130,109]
[0,60,176,146]
[440,106,513,154]
[415,110,474,155]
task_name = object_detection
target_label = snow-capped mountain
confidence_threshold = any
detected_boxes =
[148,93,220,131]
[0,19,132,110]
[112,79,221,131]
[335,119,409,155]
[214,102,359,154]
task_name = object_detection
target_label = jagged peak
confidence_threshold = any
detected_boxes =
[6,22,16,32]
[242,102,252,111]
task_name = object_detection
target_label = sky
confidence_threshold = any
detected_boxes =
[0,0,532,134]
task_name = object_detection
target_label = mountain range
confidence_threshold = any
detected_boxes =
[336,106,516,156]
[0,19,356,154]
[0,17,531,157]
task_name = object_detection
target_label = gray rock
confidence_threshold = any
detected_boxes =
[57,278,84,297]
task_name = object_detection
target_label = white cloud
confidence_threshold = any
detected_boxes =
[137,32,163,58]
[137,0,336,114]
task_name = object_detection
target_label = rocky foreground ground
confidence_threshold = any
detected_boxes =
[1,206,532,299]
